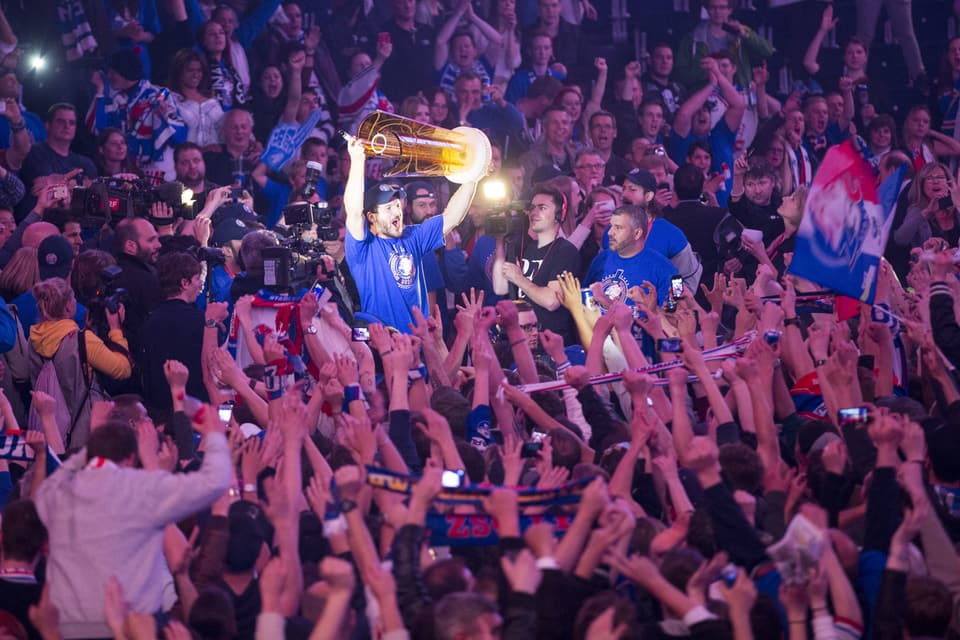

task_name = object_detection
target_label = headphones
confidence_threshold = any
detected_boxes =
[556,190,568,224]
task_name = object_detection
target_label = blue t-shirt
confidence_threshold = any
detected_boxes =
[422,248,445,292]
[645,218,691,262]
[583,248,678,305]
[505,67,566,104]
[346,214,445,332]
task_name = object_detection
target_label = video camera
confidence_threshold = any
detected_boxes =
[282,201,338,241]
[71,177,195,229]
[262,236,331,293]
[485,200,529,237]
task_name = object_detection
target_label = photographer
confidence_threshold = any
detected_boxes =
[343,135,479,333]
[229,229,279,300]
[208,217,254,304]
[492,184,580,346]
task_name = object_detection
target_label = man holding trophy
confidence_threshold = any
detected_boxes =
[342,111,491,332]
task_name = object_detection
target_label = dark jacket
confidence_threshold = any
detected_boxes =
[139,299,207,411]
[114,253,162,361]
[663,201,725,289]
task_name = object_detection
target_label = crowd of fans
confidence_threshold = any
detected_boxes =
[0,0,956,638]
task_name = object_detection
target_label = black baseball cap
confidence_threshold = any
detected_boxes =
[623,167,657,192]
[405,180,434,201]
[364,182,406,212]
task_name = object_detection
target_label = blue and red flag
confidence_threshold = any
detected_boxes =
[789,140,906,304]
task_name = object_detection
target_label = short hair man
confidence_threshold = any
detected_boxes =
[34,412,230,637]
[583,205,678,306]
[113,217,163,358]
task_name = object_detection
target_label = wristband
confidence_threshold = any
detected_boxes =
[784,317,800,328]
[323,515,347,537]
[509,338,526,348]
[380,349,394,357]
[535,556,560,570]
[408,365,428,384]
[555,361,571,378]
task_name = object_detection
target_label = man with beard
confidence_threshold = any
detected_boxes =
[113,217,162,361]
[174,142,218,203]
[588,111,632,184]
[343,136,480,333]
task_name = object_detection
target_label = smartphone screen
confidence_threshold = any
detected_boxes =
[520,442,543,458]
[657,338,682,352]
[352,326,370,342]
[670,275,684,300]
[441,470,464,488]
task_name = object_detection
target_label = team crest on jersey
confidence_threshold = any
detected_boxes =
[389,248,417,288]
[599,269,629,302]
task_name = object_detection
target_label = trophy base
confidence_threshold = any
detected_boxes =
[447,126,492,184]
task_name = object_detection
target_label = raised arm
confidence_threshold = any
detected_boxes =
[343,137,366,241]
[673,78,716,138]
[803,5,836,75]
[442,179,480,235]
[434,2,468,70]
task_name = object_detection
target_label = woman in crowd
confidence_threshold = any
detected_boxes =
[894,161,960,248]
[95,128,139,178]
[426,86,457,129]
[197,19,249,111]
[901,105,960,168]
[399,94,431,122]
[168,49,225,149]
[0,247,37,302]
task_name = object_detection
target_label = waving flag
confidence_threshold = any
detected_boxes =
[789,140,905,304]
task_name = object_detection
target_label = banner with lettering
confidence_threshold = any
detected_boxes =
[0,433,62,475]
[789,140,905,304]
[426,512,573,546]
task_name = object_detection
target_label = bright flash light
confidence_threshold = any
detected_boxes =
[482,179,507,202]
[181,188,194,205]
[29,55,45,71]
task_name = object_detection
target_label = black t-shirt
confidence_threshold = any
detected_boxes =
[0,577,43,640]
[728,196,785,244]
[379,21,437,103]
[17,142,99,220]
[509,235,580,346]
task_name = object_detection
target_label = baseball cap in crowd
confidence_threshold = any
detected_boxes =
[38,235,74,280]
[211,217,254,247]
[529,164,563,185]
[405,180,435,201]
[623,167,657,192]
[364,182,405,211]
[108,48,144,83]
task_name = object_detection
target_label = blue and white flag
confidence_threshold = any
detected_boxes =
[0,434,61,475]
[789,140,905,304]
[260,109,324,171]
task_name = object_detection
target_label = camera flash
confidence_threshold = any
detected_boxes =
[482,179,506,202]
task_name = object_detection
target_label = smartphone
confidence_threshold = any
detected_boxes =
[51,185,69,200]
[581,288,598,313]
[838,406,868,427]
[441,469,465,489]
[939,196,954,210]
[377,31,391,46]
[218,403,234,423]
[657,338,682,352]
[670,275,684,300]
[530,430,546,443]
[763,330,781,346]
[664,298,677,313]
[520,442,543,458]
[352,326,370,342]
[858,355,875,370]
[720,565,738,587]
[230,186,243,202]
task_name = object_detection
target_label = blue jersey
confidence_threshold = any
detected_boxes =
[583,248,678,305]
[346,215,444,332]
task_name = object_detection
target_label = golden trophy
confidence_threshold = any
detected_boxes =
[353,110,492,184]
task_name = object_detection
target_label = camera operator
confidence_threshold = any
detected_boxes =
[492,184,581,346]
[343,136,480,333]
[113,217,162,362]
[209,217,254,304]
[229,229,280,300]
[139,252,213,411]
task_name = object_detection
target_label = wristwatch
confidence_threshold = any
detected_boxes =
[304,324,318,335]
[205,318,219,329]
[242,483,257,494]
[339,499,358,514]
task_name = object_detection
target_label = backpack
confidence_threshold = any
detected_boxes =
[28,329,109,449]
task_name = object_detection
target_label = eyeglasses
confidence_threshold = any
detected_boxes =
[519,323,538,331]
[926,175,949,183]
[431,103,448,110]
[576,163,605,170]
